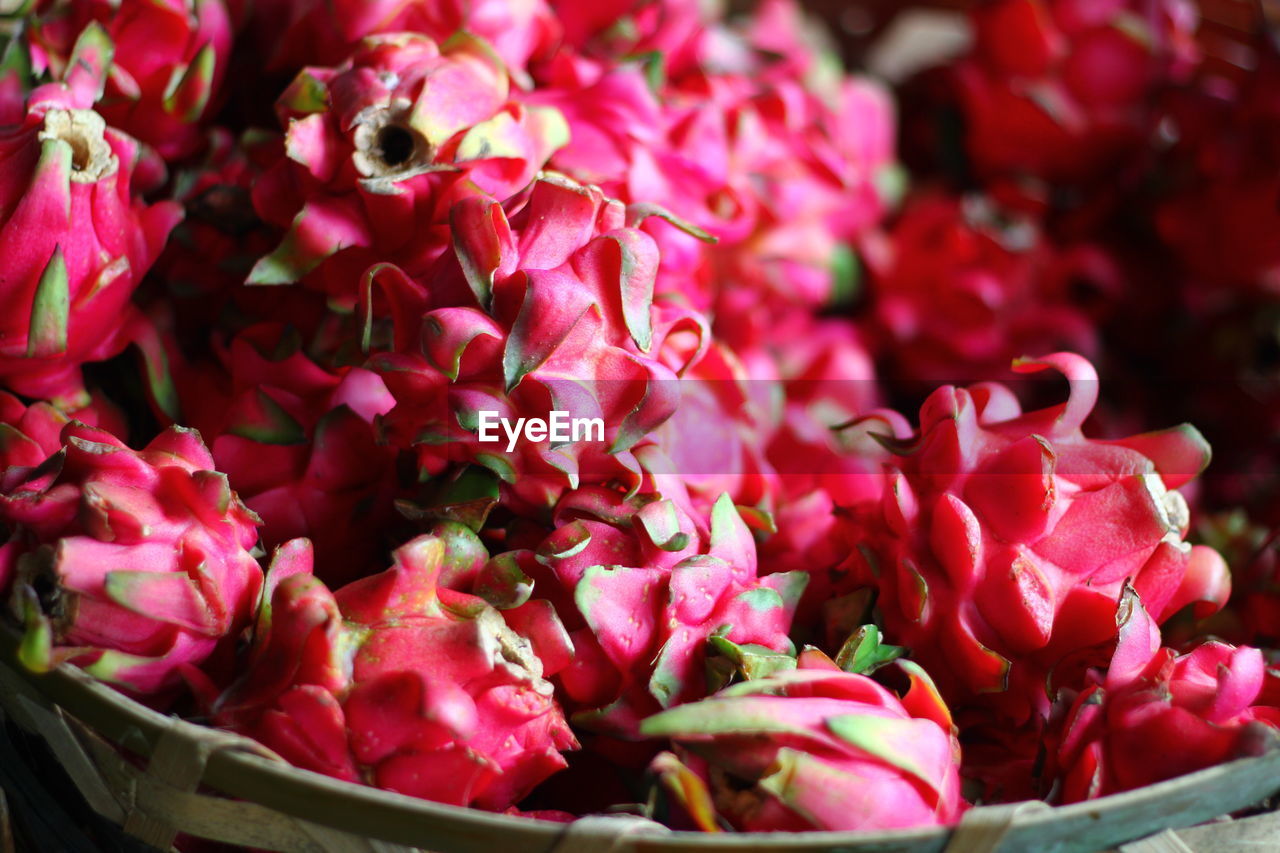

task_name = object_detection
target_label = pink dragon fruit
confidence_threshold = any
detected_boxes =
[841,353,1230,723]
[550,0,843,104]
[371,175,692,511]
[151,128,298,336]
[648,311,883,527]
[25,0,234,161]
[1051,587,1279,801]
[549,0,711,74]
[0,84,181,406]
[763,317,885,506]
[170,323,399,587]
[0,422,262,698]
[0,389,125,470]
[528,0,898,333]
[498,487,806,736]
[648,338,779,514]
[951,0,1200,185]
[617,310,888,649]
[643,651,966,831]
[214,529,578,811]
[245,0,559,78]
[749,318,896,639]
[702,68,898,352]
[248,32,568,302]
[865,193,1114,384]
[524,54,743,315]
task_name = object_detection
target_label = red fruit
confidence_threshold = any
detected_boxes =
[0,422,262,699]
[492,487,807,737]
[955,0,1199,183]
[176,323,400,587]
[868,193,1114,384]
[643,655,966,831]
[26,0,234,160]
[248,33,567,303]
[372,176,686,511]
[216,530,578,811]
[0,85,180,406]
[246,0,559,76]
[842,354,1230,723]
[1052,588,1280,801]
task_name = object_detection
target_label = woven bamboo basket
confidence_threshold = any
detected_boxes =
[2,628,1279,853]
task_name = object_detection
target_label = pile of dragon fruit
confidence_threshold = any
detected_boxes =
[1,0,1280,834]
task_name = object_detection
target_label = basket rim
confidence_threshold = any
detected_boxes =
[4,628,1280,853]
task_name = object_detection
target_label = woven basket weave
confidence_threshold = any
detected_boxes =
[2,628,1279,853]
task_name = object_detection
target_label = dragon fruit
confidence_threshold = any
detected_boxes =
[523,55,740,314]
[528,0,898,335]
[214,529,578,810]
[642,308,882,521]
[575,305,889,647]
[550,0,850,110]
[0,422,262,698]
[0,0,1272,826]
[371,175,691,511]
[866,193,1114,384]
[642,652,965,831]
[951,0,1200,185]
[1173,511,1280,648]
[498,487,806,736]
[1051,587,1280,801]
[648,338,779,514]
[24,0,234,161]
[0,84,181,406]
[763,317,885,507]
[245,0,559,77]
[0,389,125,470]
[549,0,712,73]
[171,323,400,587]
[248,32,568,302]
[748,318,896,639]
[703,68,897,351]
[151,128,303,336]
[841,353,1231,723]
[648,312,887,625]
